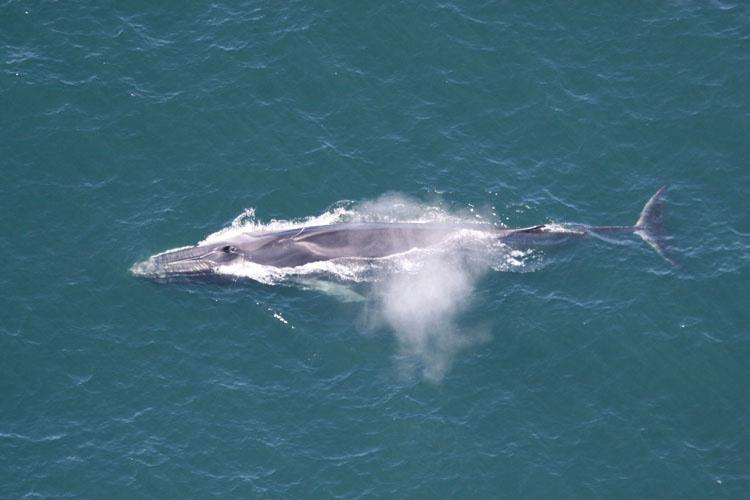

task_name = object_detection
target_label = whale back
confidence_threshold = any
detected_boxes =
[235,223,471,267]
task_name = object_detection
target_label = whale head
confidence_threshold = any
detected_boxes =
[130,242,243,282]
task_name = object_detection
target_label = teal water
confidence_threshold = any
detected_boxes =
[2,1,749,497]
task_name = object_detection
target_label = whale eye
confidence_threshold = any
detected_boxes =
[221,245,236,253]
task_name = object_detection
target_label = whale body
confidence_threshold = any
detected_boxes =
[131,187,671,282]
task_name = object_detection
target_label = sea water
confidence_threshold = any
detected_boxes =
[2,1,749,497]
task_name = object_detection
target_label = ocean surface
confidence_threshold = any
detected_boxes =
[2,1,749,497]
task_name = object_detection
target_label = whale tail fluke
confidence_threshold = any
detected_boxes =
[634,185,674,265]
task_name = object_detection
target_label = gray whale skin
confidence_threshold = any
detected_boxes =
[131,187,671,282]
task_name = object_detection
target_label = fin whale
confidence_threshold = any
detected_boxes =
[130,187,671,281]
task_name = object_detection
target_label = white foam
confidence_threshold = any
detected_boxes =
[199,204,356,245]
[216,257,375,284]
